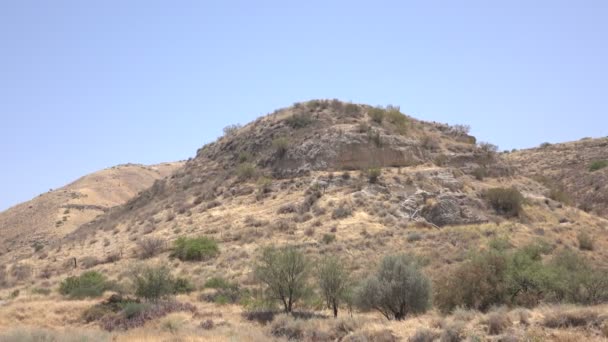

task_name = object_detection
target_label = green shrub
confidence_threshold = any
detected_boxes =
[484,187,524,217]
[237,163,257,180]
[385,105,408,133]
[171,236,219,261]
[589,160,608,172]
[172,277,195,294]
[59,271,112,299]
[577,232,594,251]
[133,265,175,301]
[205,277,231,289]
[285,113,314,129]
[272,137,289,158]
[321,233,336,244]
[356,254,431,320]
[254,246,309,313]
[367,168,381,184]
[368,107,385,124]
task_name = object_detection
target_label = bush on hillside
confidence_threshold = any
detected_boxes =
[171,236,219,261]
[133,265,176,301]
[589,160,608,172]
[137,237,166,259]
[356,254,431,320]
[484,187,524,217]
[367,168,381,184]
[59,271,113,299]
[285,112,314,129]
[237,163,257,180]
[577,232,594,251]
[272,137,289,158]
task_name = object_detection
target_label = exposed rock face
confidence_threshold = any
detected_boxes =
[421,193,487,227]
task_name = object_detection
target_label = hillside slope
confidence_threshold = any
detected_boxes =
[0,162,182,259]
[0,100,607,341]
[507,137,608,218]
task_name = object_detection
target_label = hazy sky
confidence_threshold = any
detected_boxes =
[1,1,607,211]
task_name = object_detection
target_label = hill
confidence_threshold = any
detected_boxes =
[0,162,182,260]
[0,100,607,341]
[507,137,608,218]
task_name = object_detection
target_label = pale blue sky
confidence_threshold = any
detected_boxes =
[1,1,607,211]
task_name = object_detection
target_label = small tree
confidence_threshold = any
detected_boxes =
[356,254,431,320]
[317,256,351,317]
[255,246,309,313]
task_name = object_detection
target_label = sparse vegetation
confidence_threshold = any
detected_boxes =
[133,265,178,301]
[356,254,431,320]
[589,160,608,172]
[171,236,219,261]
[223,123,242,136]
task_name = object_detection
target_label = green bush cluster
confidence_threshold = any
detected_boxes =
[171,236,219,261]
[434,241,608,313]
[59,271,113,299]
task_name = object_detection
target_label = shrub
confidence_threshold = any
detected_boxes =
[409,328,437,342]
[322,233,336,244]
[237,163,257,180]
[272,137,289,158]
[589,160,608,172]
[544,250,608,304]
[367,168,381,184]
[254,246,309,313]
[172,277,195,294]
[434,249,509,313]
[317,256,351,317]
[100,300,196,331]
[487,311,511,335]
[542,307,601,328]
[171,236,219,261]
[59,271,112,299]
[10,263,32,282]
[223,124,242,136]
[137,237,165,259]
[356,254,431,320]
[472,167,487,180]
[205,277,231,289]
[385,106,408,133]
[286,112,313,129]
[331,203,352,220]
[200,281,245,305]
[577,232,594,251]
[368,107,385,124]
[133,265,175,301]
[484,187,524,217]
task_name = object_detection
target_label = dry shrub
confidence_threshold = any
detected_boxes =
[0,328,110,342]
[408,328,438,342]
[440,322,463,342]
[487,310,512,335]
[278,203,298,214]
[100,300,196,331]
[137,237,166,259]
[81,256,100,269]
[542,307,602,328]
[11,263,33,282]
[344,329,397,342]
[331,203,352,220]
